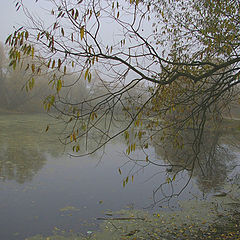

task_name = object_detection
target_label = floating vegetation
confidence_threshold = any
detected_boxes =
[26,184,240,240]
[59,206,80,212]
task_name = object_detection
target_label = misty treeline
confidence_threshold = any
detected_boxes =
[0,41,147,113]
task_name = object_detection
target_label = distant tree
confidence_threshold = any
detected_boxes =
[6,0,240,197]
[0,42,10,107]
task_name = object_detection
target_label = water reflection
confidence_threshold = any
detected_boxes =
[152,124,237,194]
[0,113,239,193]
[0,114,62,184]
[0,147,46,184]
[0,113,239,240]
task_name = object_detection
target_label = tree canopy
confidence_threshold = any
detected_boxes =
[5,0,240,199]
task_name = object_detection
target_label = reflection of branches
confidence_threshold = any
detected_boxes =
[8,0,240,203]
[150,120,237,204]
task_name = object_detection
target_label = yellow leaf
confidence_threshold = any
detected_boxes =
[52,59,55,68]
[80,27,84,40]
[84,68,89,80]
[166,177,171,184]
[57,79,62,92]
[31,64,35,73]
[87,72,92,83]
[91,112,95,121]
[32,77,35,87]
[25,31,29,40]
[73,132,76,141]
[172,175,176,181]
[31,47,34,59]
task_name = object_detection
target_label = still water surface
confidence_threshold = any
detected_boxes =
[0,113,239,239]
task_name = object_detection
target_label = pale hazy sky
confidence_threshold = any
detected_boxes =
[0,0,46,43]
[0,1,23,42]
[0,1,152,49]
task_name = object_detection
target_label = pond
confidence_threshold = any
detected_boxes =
[0,113,240,239]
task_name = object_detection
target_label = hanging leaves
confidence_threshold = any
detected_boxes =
[75,9,79,20]
[31,47,34,59]
[80,27,84,40]
[52,59,55,69]
[31,64,35,73]
[58,59,62,69]
[84,68,89,80]
[90,112,97,121]
[57,79,62,92]
[25,31,29,40]
[61,28,65,36]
